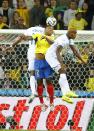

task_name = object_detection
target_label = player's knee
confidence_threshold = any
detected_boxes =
[58,68,66,74]
[37,79,43,86]
[46,78,52,84]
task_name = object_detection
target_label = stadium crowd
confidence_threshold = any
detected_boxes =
[0,0,93,30]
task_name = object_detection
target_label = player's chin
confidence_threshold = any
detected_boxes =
[72,36,76,39]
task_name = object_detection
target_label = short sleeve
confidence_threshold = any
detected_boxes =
[24,28,33,36]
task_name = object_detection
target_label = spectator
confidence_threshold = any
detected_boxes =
[0,0,13,7]
[29,0,46,27]
[55,12,64,30]
[10,11,20,28]
[25,0,34,9]
[68,9,88,30]
[45,0,57,17]
[16,0,29,27]
[78,0,85,8]
[12,16,27,29]
[0,14,9,29]
[0,0,14,26]
[12,0,34,9]
[85,0,94,30]
[57,0,71,8]
[63,1,77,29]
[40,0,50,8]
[82,2,91,30]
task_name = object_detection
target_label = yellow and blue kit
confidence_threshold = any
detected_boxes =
[32,33,54,79]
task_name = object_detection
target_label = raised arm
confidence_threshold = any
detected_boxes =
[5,35,33,51]
[12,35,33,47]
[69,44,86,64]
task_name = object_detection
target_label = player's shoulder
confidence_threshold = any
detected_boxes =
[25,26,44,35]
[56,34,66,40]
[55,34,69,44]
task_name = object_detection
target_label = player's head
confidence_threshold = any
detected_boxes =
[75,8,83,20]
[67,28,77,39]
[45,25,54,36]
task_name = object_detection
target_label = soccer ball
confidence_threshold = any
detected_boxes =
[46,16,57,27]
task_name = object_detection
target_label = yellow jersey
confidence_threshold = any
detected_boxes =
[0,23,9,29]
[16,8,29,26]
[68,18,88,30]
[32,33,54,55]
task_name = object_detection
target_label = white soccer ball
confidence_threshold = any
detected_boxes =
[46,16,57,27]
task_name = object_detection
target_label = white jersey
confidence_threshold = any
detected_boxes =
[24,26,45,48]
[45,34,75,72]
[46,34,74,58]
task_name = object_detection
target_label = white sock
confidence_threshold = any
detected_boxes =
[30,76,37,95]
[59,74,70,96]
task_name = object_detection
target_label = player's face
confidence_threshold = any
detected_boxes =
[68,30,77,39]
[45,26,54,36]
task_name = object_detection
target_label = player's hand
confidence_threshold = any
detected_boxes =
[19,35,26,40]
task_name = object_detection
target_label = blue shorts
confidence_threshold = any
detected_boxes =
[34,59,53,79]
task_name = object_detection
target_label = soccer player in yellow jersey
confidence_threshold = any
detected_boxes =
[31,25,54,111]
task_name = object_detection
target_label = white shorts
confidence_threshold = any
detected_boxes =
[45,51,61,74]
[27,44,35,71]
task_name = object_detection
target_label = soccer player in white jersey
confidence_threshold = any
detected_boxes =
[45,28,86,103]
[24,26,45,102]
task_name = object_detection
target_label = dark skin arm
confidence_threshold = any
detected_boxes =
[69,45,86,64]
[41,35,54,45]
[45,36,54,44]
[5,35,33,51]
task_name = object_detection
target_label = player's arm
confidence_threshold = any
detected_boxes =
[41,35,54,44]
[56,45,63,65]
[45,36,54,44]
[5,36,23,51]
[69,45,86,64]
[5,35,33,51]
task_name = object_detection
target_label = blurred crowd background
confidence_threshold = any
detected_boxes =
[0,0,94,30]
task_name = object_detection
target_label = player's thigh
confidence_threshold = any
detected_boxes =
[44,66,53,79]
[28,58,35,71]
